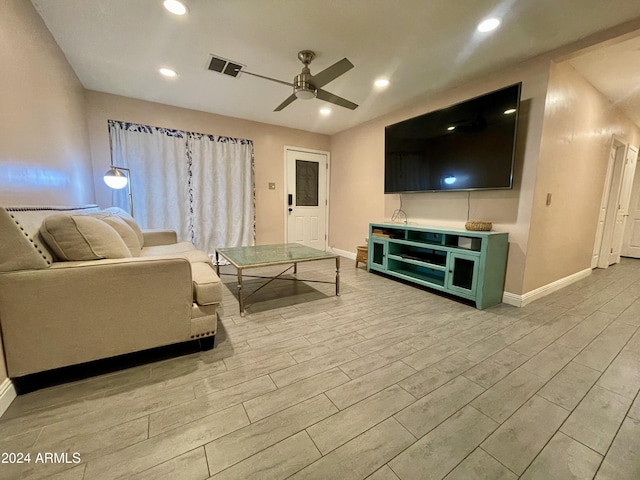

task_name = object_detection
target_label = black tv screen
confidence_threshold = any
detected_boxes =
[384,83,521,193]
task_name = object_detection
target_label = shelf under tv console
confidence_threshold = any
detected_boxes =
[367,223,508,309]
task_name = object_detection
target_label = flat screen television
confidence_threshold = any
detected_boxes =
[384,82,521,193]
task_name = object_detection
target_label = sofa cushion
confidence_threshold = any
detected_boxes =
[140,242,197,256]
[40,214,131,261]
[89,213,142,257]
[140,248,211,265]
[191,262,222,305]
[104,207,144,246]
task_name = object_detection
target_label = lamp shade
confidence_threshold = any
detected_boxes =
[103,167,128,189]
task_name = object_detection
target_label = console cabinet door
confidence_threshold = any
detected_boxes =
[447,252,479,296]
[369,239,387,269]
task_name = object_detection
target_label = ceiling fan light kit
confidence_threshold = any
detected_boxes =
[208,50,358,112]
[294,87,316,100]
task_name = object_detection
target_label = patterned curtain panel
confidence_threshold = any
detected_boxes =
[187,132,255,250]
[108,120,255,253]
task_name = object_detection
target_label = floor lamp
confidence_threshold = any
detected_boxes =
[103,166,134,217]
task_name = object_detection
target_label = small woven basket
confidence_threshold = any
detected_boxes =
[355,245,368,268]
[465,220,492,231]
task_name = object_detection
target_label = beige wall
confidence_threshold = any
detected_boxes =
[329,58,552,295]
[0,1,95,384]
[0,0,94,206]
[85,91,330,244]
[522,61,640,292]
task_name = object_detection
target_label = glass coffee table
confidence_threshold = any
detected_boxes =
[215,244,340,316]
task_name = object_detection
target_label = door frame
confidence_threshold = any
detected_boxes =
[283,146,330,250]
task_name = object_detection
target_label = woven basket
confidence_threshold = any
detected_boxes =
[355,245,368,268]
[465,220,492,231]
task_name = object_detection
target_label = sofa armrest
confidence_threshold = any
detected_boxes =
[0,257,193,377]
[142,229,178,247]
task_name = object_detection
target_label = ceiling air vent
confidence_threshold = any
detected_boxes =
[207,55,243,78]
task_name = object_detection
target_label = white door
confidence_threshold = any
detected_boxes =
[622,146,640,258]
[285,148,328,250]
[610,145,638,264]
[596,139,627,268]
[592,144,618,268]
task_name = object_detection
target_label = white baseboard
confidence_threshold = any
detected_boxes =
[0,378,17,417]
[328,247,356,261]
[502,268,592,307]
[501,291,523,307]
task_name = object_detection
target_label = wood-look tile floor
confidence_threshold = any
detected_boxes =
[1,257,640,479]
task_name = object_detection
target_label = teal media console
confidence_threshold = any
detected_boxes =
[367,223,508,309]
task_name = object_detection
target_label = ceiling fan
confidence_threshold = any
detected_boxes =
[239,50,358,112]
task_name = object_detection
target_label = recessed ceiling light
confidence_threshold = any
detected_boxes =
[374,78,390,88]
[163,0,188,15]
[159,67,177,77]
[504,108,516,114]
[447,126,456,131]
[320,107,331,116]
[477,17,501,33]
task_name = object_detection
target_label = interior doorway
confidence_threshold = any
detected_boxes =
[621,146,640,258]
[593,138,638,268]
[284,147,329,250]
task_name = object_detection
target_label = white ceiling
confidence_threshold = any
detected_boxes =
[569,34,640,128]
[31,0,640,135]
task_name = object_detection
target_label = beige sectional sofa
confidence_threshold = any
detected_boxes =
[0,205,221,378]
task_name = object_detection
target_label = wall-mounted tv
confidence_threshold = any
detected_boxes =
[384,82,521,193]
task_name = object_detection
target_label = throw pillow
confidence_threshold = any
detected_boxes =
[40,214,131,261]
[104,207,144,246]
[89,213,142,257]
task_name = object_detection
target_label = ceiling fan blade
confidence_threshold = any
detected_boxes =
[274,94,297,111]
[240,69,293,87]
[310,58,354,89]
[316,89,358,110]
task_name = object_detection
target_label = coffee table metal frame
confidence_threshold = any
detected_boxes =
[215,244,340,316]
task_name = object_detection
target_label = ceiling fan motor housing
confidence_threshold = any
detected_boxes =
[294,72,316,99]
